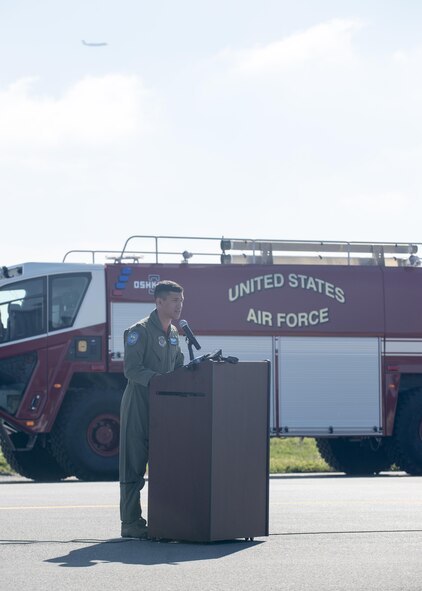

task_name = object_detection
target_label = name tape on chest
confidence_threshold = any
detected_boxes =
[157,335,179,347]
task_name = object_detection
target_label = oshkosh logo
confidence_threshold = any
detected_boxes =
[133,274,160,294]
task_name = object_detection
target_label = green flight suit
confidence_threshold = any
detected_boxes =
[119,309,184,525]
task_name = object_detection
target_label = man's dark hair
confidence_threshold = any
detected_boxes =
[154,280,183,299]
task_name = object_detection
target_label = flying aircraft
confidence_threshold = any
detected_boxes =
[82,40,108,47]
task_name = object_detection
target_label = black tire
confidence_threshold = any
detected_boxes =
[389,390,422,475]
[0,430,70,481]
[50,388,122,481]
[315,437,392,475]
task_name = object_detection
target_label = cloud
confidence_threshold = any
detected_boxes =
[0,74,157,151]
[198,18,366,119]
[393,47,422,66]
[0,73,164,253]
[182,18,422,246]
[217,19,364,76]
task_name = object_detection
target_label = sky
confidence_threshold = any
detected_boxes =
[2,0,422,265]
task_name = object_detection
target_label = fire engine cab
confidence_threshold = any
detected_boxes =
[1,235,422,480]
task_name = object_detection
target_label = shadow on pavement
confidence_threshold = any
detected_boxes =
[43,537,263,567]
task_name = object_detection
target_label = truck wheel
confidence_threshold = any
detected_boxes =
[0,431,70,481]
[315,437,391,475]
[389,389,422,475]
[50,388,122,481]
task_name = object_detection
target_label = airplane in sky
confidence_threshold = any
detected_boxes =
[82,40,108,47]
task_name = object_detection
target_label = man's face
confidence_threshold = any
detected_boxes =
[157,291,184,321]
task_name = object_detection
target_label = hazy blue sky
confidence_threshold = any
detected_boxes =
[2,1,422,264]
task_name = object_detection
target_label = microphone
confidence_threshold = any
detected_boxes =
[179,319,201,350]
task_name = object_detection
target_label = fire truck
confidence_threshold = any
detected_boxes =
[1,235,422,480]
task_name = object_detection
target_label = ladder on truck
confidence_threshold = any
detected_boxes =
[62,236,421,267]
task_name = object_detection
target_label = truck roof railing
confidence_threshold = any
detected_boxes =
[220,239,420,266]
[62,236,421,267]
[63,236,224,264]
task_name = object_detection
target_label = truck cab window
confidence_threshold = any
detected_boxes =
[0,278,46,343]
[49,273,91,331]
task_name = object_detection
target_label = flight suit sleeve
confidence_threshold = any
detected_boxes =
[123,326,158,386]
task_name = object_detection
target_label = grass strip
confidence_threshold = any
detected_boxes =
[0,437,331,476]
[270,437,332,473]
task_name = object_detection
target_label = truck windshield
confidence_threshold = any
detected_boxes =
[0,273,91,343]
[0,278,46,343]
[49,273,90,331]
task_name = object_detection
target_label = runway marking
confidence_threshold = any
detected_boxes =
[2,498,422,511]
[270,499,422,505]
[270,529,422,536]
[0,504,120,510]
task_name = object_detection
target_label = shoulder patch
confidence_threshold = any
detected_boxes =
[127,330,139,346]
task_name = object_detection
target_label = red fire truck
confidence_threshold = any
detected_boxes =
[1,235,422,480]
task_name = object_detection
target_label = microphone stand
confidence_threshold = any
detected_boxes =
[186,338,195,362]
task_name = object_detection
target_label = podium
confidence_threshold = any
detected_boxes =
[148,359,270,542]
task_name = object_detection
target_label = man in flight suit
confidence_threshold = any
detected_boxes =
[119,280,185,538]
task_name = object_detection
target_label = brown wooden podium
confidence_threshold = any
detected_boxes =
[148,359,270,542]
